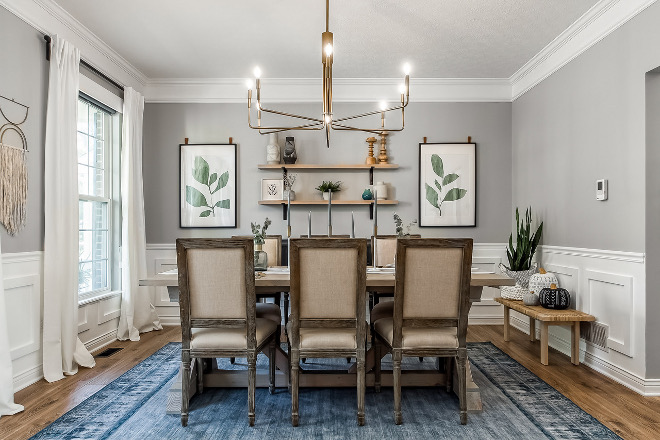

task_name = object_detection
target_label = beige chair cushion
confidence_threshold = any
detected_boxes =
[370,300,394,324]
[285,323,358,350]
[256,303,281,324]
[374,318,458,349]
[263,237,281,267]
[374,238,397,267]
[190,318,277,350]
[187,248,246,319]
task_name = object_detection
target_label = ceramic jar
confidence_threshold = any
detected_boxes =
[266,133,280,164]
[362,189,373,200]
[374,181,388,200]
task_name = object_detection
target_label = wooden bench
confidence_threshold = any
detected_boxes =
[494,297,595,366]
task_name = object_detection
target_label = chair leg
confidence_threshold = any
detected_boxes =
[196,357,204,394]
[287,344,292,394]
[445,357,453,393]
[374,340,382,393]
[181,351,190,427]
[347,357,352,363]
[418,357,424,363]
[230,357,235,364]
[269,338,276,395]
[248,351,256,427]
[393,350,402,425]
[291,349,300,426]
[357,351,366,426]
[457,349,468,425]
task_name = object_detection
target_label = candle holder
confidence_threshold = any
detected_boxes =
[365,137,378,165]
[378,133,389,164]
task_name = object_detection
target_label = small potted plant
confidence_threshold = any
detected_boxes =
[251,217,271,271]
[500,207,543,298]
[393,212,417,237]
[315,180,342,200]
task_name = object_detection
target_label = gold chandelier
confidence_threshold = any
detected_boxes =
[247,0,410,147]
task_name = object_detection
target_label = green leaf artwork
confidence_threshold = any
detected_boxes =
[185,156,231,217]
[425,154,467,216]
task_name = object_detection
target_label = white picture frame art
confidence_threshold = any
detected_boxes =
[419,143,476,227]
[261,179,284,201]
[180,143,237,228]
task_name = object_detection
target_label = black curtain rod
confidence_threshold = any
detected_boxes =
[44,35,125,92]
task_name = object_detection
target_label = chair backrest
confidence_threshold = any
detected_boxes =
[176,238,256,350]
[392,238,473,347]
[233,235,282,267]
[289,238,367,343]
[371,235,421,267]
[299,234,350,238]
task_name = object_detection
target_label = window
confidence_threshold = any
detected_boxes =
[77,95,120,301]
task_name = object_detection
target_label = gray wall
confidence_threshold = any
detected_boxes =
[0,6,48,253]
[645,70,660,377]
[142,102,512,244]
[512,1,660,252]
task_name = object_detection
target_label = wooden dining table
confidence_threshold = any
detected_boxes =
[140,268,514,413]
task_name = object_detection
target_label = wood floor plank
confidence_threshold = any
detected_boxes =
[1,325,658,440]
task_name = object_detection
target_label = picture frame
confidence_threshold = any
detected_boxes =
[418,143,476,227]
[261,179,284,201]
[180,143,237,228]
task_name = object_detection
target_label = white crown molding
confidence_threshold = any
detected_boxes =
[539,245,645,263]
[0,0,148,90]
[144,77,512,104]
[510,0,658,100]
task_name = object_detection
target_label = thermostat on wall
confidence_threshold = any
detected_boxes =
[596,179,608,201]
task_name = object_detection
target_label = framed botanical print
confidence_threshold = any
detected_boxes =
[261,179,284,201]
[180,143,237,228]
[419,143,476,227]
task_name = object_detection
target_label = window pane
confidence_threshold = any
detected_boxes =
[77,133,89,165]
[79,262,92,294]
[93,138,104,168]
[91,168,105,197]
[78,165,89,196]
[89,106,104,138]
[78,100,88,133]
[79,230,92,261]
[92,260,108,291]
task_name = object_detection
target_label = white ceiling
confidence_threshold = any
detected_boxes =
[53,0,600,80]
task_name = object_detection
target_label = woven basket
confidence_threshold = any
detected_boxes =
[501,285,527,300]
[499,263,538,289]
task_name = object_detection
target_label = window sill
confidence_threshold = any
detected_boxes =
[78,290,122,307]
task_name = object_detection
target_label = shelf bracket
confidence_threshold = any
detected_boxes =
[369,166,374,185]
[369,202,374,220]
[282,203,288,221]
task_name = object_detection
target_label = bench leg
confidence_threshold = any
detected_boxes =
[503,306,510,342]
[540,322,549,365]
[571,321,580,365]
[529,317,536,342]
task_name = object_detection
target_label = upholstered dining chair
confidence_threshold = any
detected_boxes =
[373,238,473,425]
[176,238,279,427]
[287,238,368,426]
[298,234,351,238]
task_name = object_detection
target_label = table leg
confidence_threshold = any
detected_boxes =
[529,317,536,342]
[571,321,580,365]
[503,306,510,342]
[540,321,549,365]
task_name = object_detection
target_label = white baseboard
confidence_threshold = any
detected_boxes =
[13,364,43,392]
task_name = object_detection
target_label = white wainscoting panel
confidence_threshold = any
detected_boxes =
[508,245,649,395]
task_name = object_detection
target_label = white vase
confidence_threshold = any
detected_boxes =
[283,189,296,201]
[374,181,388,200]
[266,133,280,164]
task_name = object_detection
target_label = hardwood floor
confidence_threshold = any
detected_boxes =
[1,325,659,439]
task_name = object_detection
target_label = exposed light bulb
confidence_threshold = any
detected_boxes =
[253,66,262,78]
[324,115,332,123]
[325,43,333,57]
[379,101,388,111]
[245,79,254,89]
[398,84,406,94]
[403,62,411,75]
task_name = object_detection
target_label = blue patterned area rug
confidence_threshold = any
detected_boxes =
[30,342,619,439]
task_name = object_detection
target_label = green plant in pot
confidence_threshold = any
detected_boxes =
[500,207,543,290]
[251,217,271,271]
[315,180,342,201]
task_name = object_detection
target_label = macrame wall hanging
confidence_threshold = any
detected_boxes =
[0,95,29,236]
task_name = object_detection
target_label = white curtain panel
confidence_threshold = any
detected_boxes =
[117,87,161,341]
[0,240,24,417]
[42,35,95,382]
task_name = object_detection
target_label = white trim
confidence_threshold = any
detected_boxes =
[0,251,43,264]
[510,0,658,100]
[539,245,645,263]
[144,77,512,104]
[146,242,508,252]
[12,364,43,392]
[84,329,118,354]
[77,290,121,307]
[79,75,123,113]
[0,0,147,90]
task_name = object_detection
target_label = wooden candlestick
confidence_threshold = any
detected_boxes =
[377,132,389,164]
[365,137,377,164]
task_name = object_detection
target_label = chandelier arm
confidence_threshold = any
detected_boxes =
[258,105,325,123]
[330,119,405,134]
[258,124,325,135]
[332,103,407,124]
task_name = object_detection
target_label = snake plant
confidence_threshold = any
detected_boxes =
[506,207,543,271]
